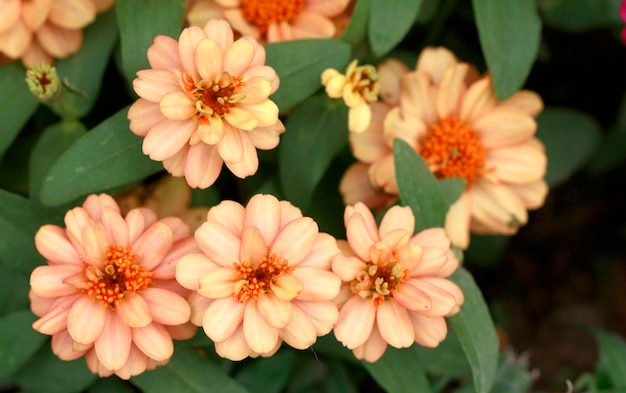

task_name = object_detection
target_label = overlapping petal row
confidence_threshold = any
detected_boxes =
[340,47,548,249]
[29,194,197,379]
[331,202,464,362]
[175,193,342,360]
[128,18,285,189]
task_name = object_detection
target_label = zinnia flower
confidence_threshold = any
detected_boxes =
[332,202,464,362]
[175,194,341,360]
[621,0,626,44]
[186,0,351,43]
[321,59,381,133]
[0,0,114,67]
[128,18,285,189]
[340,47,548,249]
[29,194,198,379]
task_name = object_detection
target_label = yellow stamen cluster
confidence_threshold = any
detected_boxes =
[83,244,153,309]
[233,250,293,302]
[240,0,306,34]
[183,71,246,124]
[351,249,409,307]
[420,116,486,188]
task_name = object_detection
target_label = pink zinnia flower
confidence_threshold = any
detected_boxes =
[186,0,351,43]
[340,47,548,249]
[621,0,626,44]
[176,194,341,360]
[0,0,114,67]
[332,203,464,362]
[29,194,198,379]
[128,18,285,189]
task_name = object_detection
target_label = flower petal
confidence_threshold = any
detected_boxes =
[292,267,340,302]
[195,221,240,267]
[271,217,318,265]
[94,312,132,370]
[132,222,173,271]
[116,294,152,328]
[257,292,293,328]
[334,295,375,349]
[198,267,238,298]
[243,300,279,354]
[35,225,81,266]
[195,38,223,81]
[30,265,82,298]
[202,296,245,342]
[142,287,190,325]
[244,194,281,245]
[132,323,174,361]
[278,303,316,350]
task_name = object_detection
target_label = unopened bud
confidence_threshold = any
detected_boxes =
[25,63,63,103]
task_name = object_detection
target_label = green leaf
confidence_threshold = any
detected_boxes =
[587,124,626,174]
[279,93,348,212]
[0,310,47,378]
[535,107,602,188]
[540,0,623,32]
[0,189,63,276]
[472,0,541,100]
[0,62,39,158]
[362,345,433,393]
[340,0,370,45]
[0,262,30,317]
[438,178,467,207]
[369,0,422,57]
[323,359,360,393]
[52,9,119,119]
[116,0,185,84]
[87,377,136,393]
[14,344,97,393]
[39,107,164,206]
[594,329,626,388]
[235,350,295,393]
[414,332,471,379]
[29,120,87,201]
[448,267,499,393]
[131,346,248,393]
[266,39,351,112]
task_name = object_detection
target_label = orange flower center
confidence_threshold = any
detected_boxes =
[240,0,306,34]
[419,116,485,188]
[83,244,153,309]
[183,71,246,124]
[233,250,294,302]
[351,249,409,307]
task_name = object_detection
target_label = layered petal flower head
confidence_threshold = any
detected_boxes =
[29,194,198,379]
[0,0,114,67]
[340,47,548,249]
[321,59,381,133]
[332,203,464,362]
[186,0,351,43]
[128,18,285,189]
[176,194,342,360]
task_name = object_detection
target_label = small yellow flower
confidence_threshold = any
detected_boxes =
[321,60,381,133]
[25,63,62,103]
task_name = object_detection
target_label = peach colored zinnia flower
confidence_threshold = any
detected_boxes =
[341,47,548,249]
[0,0,114,67]
[128,18,285,189]
[332,202,464,362]
[29,194,198,379]
[176,194,341,360]
[186,0,351,43]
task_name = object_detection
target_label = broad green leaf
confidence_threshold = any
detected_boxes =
[132,346,248,393]
[540,0,623,32]
[587,124,626,174]
[439,178,467,207]
[266,39,351,112]
[0,62,39,158]
[235,350,295,393]
[340,0,370,45]
[448,268,499,393]
[87,377,136,393]
[14,344,97,393]
[472,0,541,100]
[535,107,602,188]
[39,107,164,206]
[0,262,29,316]
[465,234,510,267]
[369,0,422,57]
[594,329,626,388]
[279,93,348,212]
[0,189,63,275]
[0,310,47,378]
[362,345,433,393]
[29,120,87,201]
[323,359,360,393]
[415,332,471,379]
[52,9,119,119]
[116,0,185,84]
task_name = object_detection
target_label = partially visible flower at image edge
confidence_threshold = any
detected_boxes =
[176,194,342,360]
[0,0,114,67]
[620,0,626,44]
[332,202,464,362]
[128,18,285,189]
[322,59,381,133]
[340,46,548,249]
[29,194,198,379]
[186,0,351,43]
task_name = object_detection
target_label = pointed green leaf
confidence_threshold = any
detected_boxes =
[473,0,541,100]
[266,39,351,112]
[535,107,602,188]
[594,329,626,388]
[116,0,185,84]
[39,107,163,206]
[340,0,370,45]
[0,310,47,378]
[87,377,136,393]
[369,0,422,56]
[0,262,30,316]
[131,346,248,393]
[0,62,39,158]
[439,178,467,207]
[448,267,499,393]
[278,93,348,211]
[540,0,623,32]
[362,346,432,393]
[235,350,295,393]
